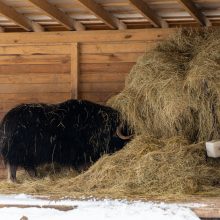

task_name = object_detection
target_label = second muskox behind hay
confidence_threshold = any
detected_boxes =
[1,29,220,200]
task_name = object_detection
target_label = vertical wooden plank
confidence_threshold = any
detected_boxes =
[70,43,79,99]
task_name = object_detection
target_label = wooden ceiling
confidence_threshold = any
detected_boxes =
[0,0,219,32]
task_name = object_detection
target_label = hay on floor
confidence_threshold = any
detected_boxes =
[0,135,220,200]
[64,135,220,198]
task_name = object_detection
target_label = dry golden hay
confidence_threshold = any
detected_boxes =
[108,28,220,143]
[67,135,220,198]
[0,135,220,200]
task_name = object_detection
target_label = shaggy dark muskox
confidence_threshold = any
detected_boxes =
[0,99,132,182]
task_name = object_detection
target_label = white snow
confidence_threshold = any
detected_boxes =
[0,194,201,220]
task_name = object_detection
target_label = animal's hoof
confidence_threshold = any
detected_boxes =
[7,178,18,184]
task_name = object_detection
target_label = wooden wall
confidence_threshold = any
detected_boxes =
[79,42,148,104]
[0,44,73,119]
[0,28,174,179]
[0,29,175,120]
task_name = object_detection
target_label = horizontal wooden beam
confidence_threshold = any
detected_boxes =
[0,28,175,44]
[177,0,211,26]
[128,0,168,28]
[77,0,126,30]
[28,0,85,31]
[0,27,4,33]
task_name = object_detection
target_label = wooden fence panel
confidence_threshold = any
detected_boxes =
[0,44,72,119]
[79,41,148,104]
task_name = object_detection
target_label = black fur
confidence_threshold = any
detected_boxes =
[0,99,128,172]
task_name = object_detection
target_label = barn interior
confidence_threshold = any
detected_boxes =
[1,0,220,218]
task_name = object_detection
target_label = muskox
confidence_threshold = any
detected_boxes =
[0,99,132,182]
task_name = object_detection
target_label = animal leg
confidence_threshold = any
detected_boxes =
[24,165,37,178]
[7,163,18,183]
[25,167,37,178]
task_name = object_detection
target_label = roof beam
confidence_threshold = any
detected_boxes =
[0,27,4,32]
[177,0,211,26]
[0,1,44,32]
[0,0,33,31]
[31,21,45,32]
[28,0,85,31]
[76,0,126,30]
[128,0,168,28]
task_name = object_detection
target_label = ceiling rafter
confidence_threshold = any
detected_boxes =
[76,0,126,30]
[31,21,45,32]
[128,0,168,28]
[0,0,44,32]
[28,0,85,31]
[177,0,211,26]
[0,27,4,32]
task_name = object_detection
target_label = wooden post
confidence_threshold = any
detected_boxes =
[71,43,79,99]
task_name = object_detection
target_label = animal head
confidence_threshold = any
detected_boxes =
[108,122,133,153]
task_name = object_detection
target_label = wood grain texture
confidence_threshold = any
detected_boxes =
[0,73,70,84]
[80,53,142,63]
[0,54,70,65]
[79,92,118,103]
[0,44,72,123]
[80,63,135,73]
[0,83,71,93]
[71,43,79,99]
[0,44,71,55]
[177,0,211,26]
[0,1,32,31]
[0,0,219,32]
[77,0,124,30]
[0,29,173,120]
[0,29,174,44]
[80,42,155,54]
[80,82,124,93]
[80,73,127,83]
[28,0,85,31]
[0,93,71,103]
[0,64,70,74]
[128,0,168,28]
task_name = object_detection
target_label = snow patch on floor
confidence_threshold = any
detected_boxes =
[0,194,201,220]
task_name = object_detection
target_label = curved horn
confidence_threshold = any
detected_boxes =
[116,124,133,140]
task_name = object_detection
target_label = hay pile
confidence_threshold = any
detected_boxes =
[1,135,220,199]
[59,135,220,198]
[1,29,220,200]
[108,28,220,142]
